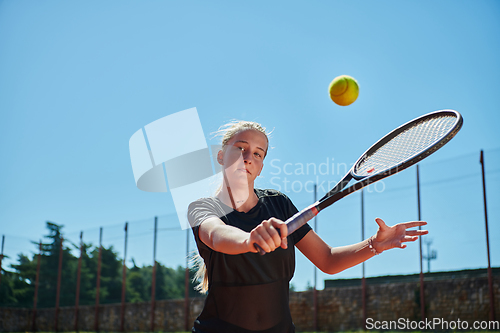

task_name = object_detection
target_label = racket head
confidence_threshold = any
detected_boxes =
[351,109,463,180]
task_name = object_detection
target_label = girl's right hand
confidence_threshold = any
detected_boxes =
[247,218,288,253]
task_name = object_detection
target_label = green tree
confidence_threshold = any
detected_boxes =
[0,261,20,307]
[89,245,122,304]
[3,222,201,308]
[154,264,198,300]
[74,241,97,306]
[126,260,146,302]
[9,253,36,307]
[36,222,79,308]
[8,222,79,308]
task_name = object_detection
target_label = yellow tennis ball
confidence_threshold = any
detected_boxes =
[329,75,359,106]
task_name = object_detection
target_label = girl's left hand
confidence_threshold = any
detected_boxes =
[372,218,428,253]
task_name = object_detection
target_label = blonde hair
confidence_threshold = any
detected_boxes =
[192,253,209,293]
[216,120,269,149]
[192,120,270,294]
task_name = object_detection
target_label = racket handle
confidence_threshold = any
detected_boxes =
[254,231,284,255]
[254,243,266,255]
[254,205,319,255]
[286,205,319,234]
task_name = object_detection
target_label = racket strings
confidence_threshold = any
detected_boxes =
[355,115,457,177]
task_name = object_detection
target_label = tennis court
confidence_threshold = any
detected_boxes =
[1,1,500,333]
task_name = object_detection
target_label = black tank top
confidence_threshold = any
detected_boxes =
[188,189,312,333]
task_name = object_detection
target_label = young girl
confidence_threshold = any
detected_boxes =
[187,121,427,333]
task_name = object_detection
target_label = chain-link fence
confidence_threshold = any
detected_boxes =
[0,148,498,329]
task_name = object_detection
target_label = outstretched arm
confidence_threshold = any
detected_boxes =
[296,218,427,275]
[198,216,289,255]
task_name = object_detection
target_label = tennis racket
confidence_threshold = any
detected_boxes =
[255,109,463,255]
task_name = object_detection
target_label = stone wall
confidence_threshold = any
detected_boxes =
[0,298,206,332]
[1,270,498,332]
[292,269,500,332]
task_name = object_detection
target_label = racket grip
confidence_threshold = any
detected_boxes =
[286,205,319,234]
[254,243,266,255]
[254,230,284,255]
[253,205,319,256]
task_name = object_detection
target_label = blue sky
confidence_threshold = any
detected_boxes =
[1,1,499,291]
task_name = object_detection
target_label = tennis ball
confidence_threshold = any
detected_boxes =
[329,75,359,106]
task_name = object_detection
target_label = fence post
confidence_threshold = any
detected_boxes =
[151,217,157,332]
[74,232,83,331]
[0,235,4,288]
[313,184,318,332]
[54,237,64,332]
[32,240,42,332]
[416,165,426,320]
[184,228,190,331]
[361,189,366,330]
[480,150,495,321]
[94,228,102,332]
[121,222,128,332]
